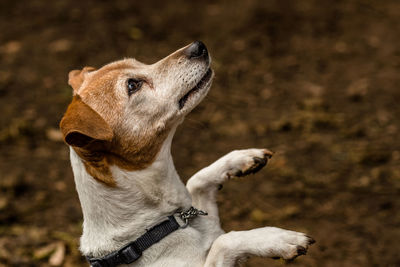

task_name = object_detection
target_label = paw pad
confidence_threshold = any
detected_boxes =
[235,155,271,177]
[225,148,274,179]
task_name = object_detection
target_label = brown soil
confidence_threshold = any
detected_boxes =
[1,0,399,266]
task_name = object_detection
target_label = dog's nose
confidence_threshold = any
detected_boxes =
[184,41,208,59]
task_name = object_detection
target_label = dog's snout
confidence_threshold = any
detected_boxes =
[185,41,208,59]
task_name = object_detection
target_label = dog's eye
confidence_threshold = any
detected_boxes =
[127,78,143,96]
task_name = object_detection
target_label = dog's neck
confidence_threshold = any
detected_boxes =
[70,128,192,257]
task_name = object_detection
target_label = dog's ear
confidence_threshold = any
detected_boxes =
[68,66,96,93]
[59,96,113,147]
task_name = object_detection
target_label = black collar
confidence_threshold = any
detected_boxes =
[86,207,207,267]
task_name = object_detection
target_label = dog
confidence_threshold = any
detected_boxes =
[59,41,314,267]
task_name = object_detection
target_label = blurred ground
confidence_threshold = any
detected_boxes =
[1,0,400,266]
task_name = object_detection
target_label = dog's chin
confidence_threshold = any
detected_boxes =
[178,68,213,114]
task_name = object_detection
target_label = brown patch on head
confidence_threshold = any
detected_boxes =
[60,95,116,186]
[61,60,173,186]
[77,61,134,125]
[59,95,113,146]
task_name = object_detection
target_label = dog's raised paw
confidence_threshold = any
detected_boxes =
[277,233,315,261]
[225,148,273,179]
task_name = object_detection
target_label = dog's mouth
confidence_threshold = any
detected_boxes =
[179,68,213,110]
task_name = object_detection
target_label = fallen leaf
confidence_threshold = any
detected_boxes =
[49,39,72,52]
[347,78,369,101]
[49,242,65,266]
[46,128,63,142]
[0,41,21,54]
[129,27,142,40]
[33,243,56,260]
[0,196,8,210]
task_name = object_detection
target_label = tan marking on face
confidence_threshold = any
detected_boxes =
[61,42,212,186]
[79,61,172,169]
[61,61,172,186]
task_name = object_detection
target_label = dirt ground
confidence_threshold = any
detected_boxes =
[1,0,399,266]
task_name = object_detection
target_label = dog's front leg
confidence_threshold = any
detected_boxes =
[186,149,272,219]
[204,227,315,267]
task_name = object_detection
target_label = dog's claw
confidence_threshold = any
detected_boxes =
[263,149,274,159]
[234,170,244,177]
[296,245,307,256]
[306,236,316,245]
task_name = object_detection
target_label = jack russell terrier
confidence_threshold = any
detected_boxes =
[60,41,314,267]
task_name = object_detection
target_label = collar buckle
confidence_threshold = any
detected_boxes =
[177,206,208,228]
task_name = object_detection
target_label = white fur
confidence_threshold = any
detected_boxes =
[68,43,313,266]
[71,145,313,266]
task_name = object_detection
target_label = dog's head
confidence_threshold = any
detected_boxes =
[60,41,213,186]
